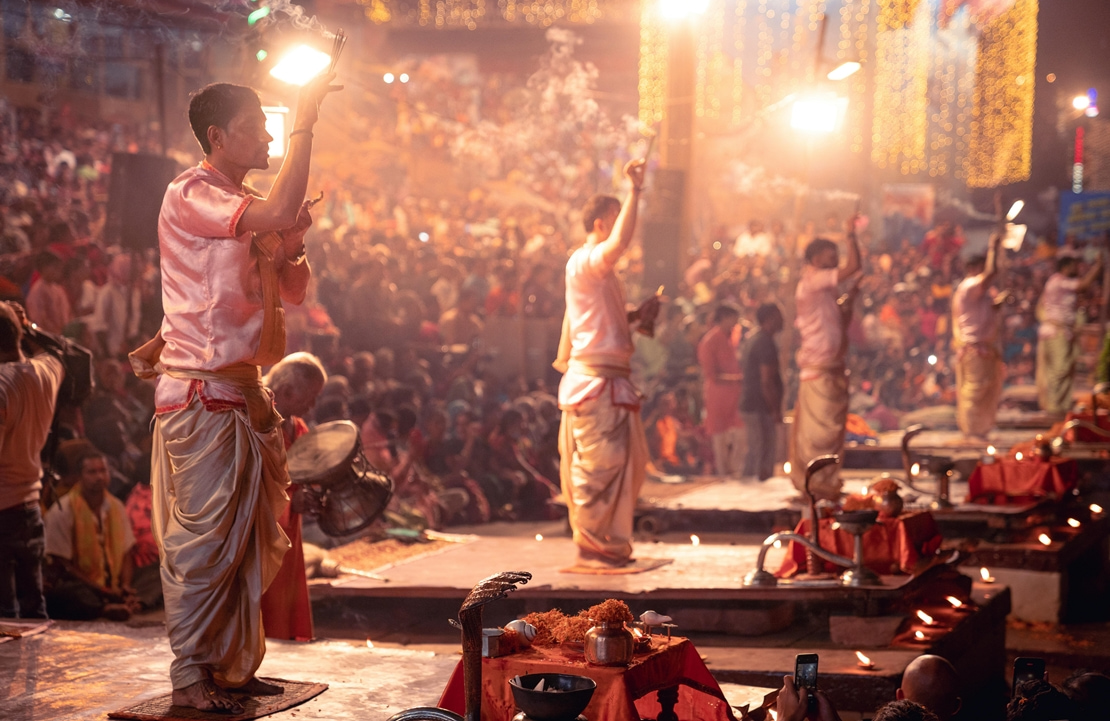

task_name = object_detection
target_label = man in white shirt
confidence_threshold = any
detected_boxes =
[43,449,136,620]
[1036,253,1102,413]
[0,302,64,619]
[555,159,658,569]
[790,216,860,500]
[951,233,1004,438]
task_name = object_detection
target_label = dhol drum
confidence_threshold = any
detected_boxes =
[286,420,394,537]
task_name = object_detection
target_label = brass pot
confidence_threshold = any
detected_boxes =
[584,621,634,666]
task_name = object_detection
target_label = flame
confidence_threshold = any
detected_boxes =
[1091,504,1104,514]
[1038,533,1052,546]
[916,610,935,625]
[910,462,921,476]
[855,651,872,666]
[914,630,926,640]
[1067,518,1081,528]
[773,539,783,549]
[946,596,963,608]
[270,45,332,86]
[783,461,792,475]
[535,534,544,541]
[980,567,992,581]
[1015,452,1024,461]
[631,627,644,638]
[690,535,701,546]
[366,638,375,648]
[986,445,997,455]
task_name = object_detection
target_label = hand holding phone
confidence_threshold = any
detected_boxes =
[795,653,819,710]
[1012,657,1045,697]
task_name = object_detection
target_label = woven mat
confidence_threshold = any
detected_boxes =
[107,678,327,721]
[559,557,673,575]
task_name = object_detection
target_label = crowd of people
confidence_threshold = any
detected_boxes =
[2,87,1107,617]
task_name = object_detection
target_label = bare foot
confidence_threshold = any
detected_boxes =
[171,679,245,714]
[234,677,284,696]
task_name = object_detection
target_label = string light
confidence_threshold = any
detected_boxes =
[872,0,929,173]
[730,0,747,127]
[378,0,599,26]
[967,0,1038,187]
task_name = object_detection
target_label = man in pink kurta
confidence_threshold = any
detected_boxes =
[133,77,338,714]
[790,217,860,499]
[697,304,744,476]
[556,159,657,569]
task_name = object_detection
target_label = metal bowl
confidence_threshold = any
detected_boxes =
[509,674,596,721]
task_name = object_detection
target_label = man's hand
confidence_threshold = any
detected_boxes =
[636,294,661,326]
[845,212,861,236]
[811,690,843,721]
[776,675,810,721]
[294,72,342,131]
[291,485,324,516]
[281,200,314,254]
[624,158,646,190]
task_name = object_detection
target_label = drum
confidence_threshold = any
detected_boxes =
[286,420,394,537]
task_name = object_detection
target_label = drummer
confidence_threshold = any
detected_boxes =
[262,352,327,641]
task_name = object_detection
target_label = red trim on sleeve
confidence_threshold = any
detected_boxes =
[229,195,255,238]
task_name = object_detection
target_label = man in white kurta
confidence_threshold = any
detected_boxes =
[952,233,1004,438]
[556,159,655,568]
[789,217,860,500]
[133,77,337,714]
[1036,254,1102,414]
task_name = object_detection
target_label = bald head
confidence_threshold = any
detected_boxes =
[897,655,961,721]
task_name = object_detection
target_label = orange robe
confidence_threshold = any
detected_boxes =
[260,416,314,641]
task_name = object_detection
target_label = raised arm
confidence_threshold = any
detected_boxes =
[837,213,861,283]
[596,159,646,270]
[982,231,1002,287]
[236,73,340,235]
[1078,252,1104,292]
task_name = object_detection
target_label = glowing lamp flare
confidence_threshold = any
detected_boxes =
[1038,533,1052,546]
[855,651,874,669]
[1074,95,1092,111]
[980,567,996,583]
[910,463,921,476]
[783,461,792,475]
[1006,200,1025,221]
[914,630,926,641]
[1015,452,1024,461]
[986,445,997,456]
[535,534,543,542]
[946,596,964,609]
[827,61,862,81]
[1091,504,1104,515]
[658,0,710,20]
[1067,518,1081,528]
[270,45,332,86]
[916,610,935,626]
[690,534,701,547]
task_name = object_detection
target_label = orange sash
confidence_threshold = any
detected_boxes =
[68,487,128,591]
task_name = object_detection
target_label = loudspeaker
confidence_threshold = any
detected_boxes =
[641,168,686,294]
[105,153,180,250]
[641,219,682,296]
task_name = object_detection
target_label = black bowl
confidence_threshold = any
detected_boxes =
[509,673,596,721]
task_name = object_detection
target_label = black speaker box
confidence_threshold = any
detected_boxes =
[105,153,180,250]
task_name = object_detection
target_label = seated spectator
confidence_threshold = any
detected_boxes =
[1062,671,1110,721]
[1008,679,1077,721]
[440,287,484,347]
[874,700,939,721]
[124,466,162,610]
[896,654,961,721]
[775,673,841,721]
[44,449,137,620]
[25,252,71,334]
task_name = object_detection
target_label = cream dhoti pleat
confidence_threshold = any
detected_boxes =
[790,369,849,500]
[1036,331,1076,414]
[559,394,648,563]
[152,398,290,690]
[955,346,1004,438]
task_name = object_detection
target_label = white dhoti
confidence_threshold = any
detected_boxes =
[1036,331,1076,414]
[955,346,1004,438]
[559,394,648,563]
[152,397,290,689]
[790,369,849,499]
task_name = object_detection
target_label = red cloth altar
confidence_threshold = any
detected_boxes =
[966,456,1078,504]
[437,637,736,721]
[777,511,942,577]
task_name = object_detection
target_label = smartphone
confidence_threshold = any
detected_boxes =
[1012,657,1045,697]
[795,653,819,708]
